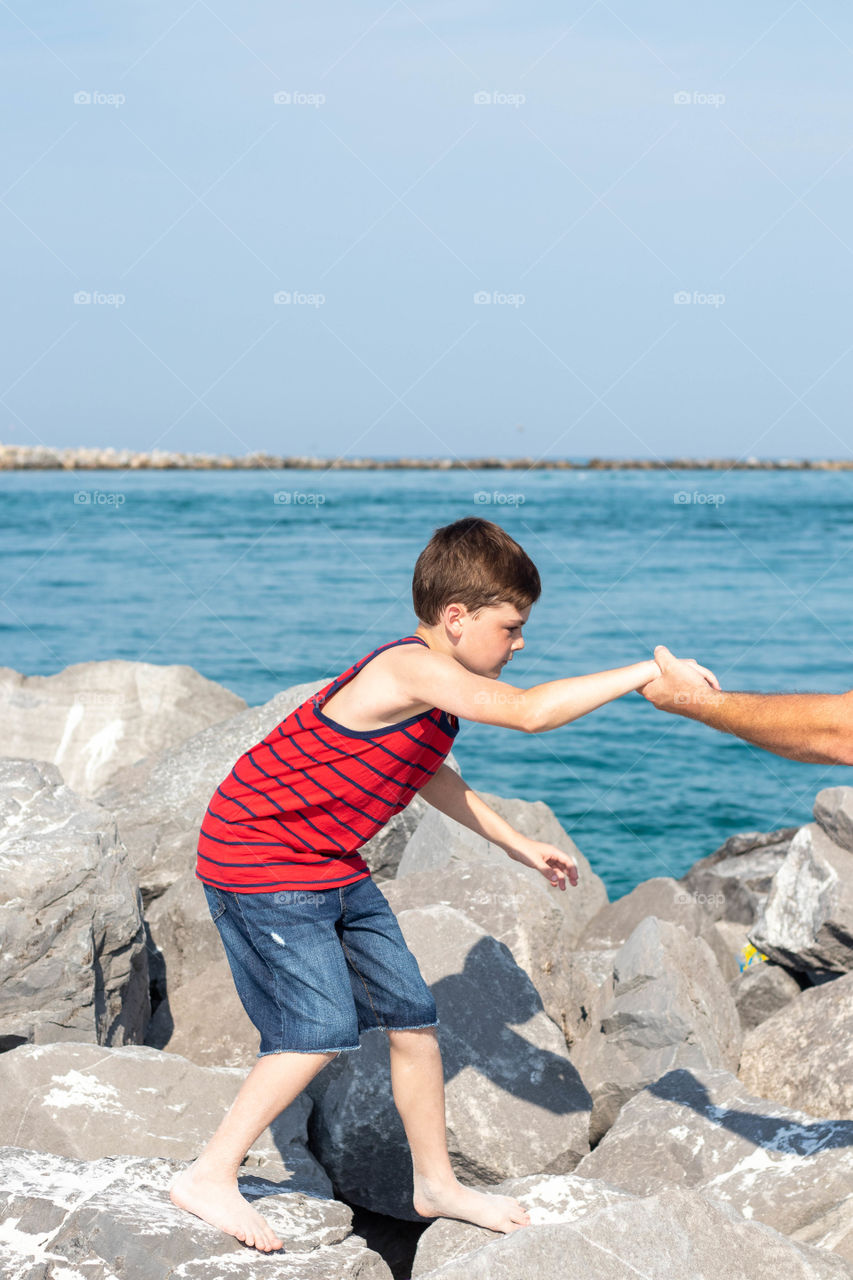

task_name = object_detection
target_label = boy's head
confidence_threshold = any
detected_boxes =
[412,517,541,676]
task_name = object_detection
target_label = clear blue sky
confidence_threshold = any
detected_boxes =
[2,1,852,460]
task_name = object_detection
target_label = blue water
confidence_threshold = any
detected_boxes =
[2,467,850,899]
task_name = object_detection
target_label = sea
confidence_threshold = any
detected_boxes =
[2,465,850,900]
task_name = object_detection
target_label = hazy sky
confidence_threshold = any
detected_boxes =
[3,2,853,460]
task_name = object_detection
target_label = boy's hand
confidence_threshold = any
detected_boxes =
[640,645,721,712]
[505,838,579,891]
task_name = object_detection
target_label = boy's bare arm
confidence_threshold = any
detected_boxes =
[417,763,580,890]
[393,647,676,733]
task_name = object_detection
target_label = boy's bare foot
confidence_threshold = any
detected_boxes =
[169,1163,283,1252]
[412,1176,531,1234]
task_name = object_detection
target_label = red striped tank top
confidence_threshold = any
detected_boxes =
[195,635,459,892]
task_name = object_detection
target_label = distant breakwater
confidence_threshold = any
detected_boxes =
[2,443,853,471]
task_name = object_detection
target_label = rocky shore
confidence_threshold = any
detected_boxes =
[2,658,853,1278]
[2,442,853,471]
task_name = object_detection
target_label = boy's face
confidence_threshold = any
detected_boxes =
[449,600,531,678]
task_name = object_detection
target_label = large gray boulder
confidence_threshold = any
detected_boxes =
[579,875,709,947]
[677,827,798,925]
[0,759,149,1051]
[305,905,591,1220]
[0,659,245,797]
[814,786,853,853]
[145,955,259,1069]
[738,970,853,1118]
[575,1066,853,1261]
[569,916,742,1143]
[730,956,805,1032]
[0,1042,327,1192]
[411,1171,635,1276]
[406,1185,853,1280]
[749,823,853,978]
[397,792,607,947]
[0,1147,392,1279]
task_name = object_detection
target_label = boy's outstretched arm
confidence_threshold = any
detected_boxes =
[417,763,579,890]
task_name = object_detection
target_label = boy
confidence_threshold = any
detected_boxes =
[170,516,718,1251]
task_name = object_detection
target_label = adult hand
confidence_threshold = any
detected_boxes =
[640,644,721,714]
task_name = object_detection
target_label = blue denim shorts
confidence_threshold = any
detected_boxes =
[201,874,439,1056]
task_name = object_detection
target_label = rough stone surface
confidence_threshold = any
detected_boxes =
[575,1066,853,1253]
[700,918,751,982]
[579,875,708,948]
[730,956,805,1033]
[0,660,245,798]
[569,916,742,1143]
[145,955,259,1069]
[749,823,853,977]
[411,1171,635,1277]
[0,759,149,1052]
[677,827,797,925]
[404,1185,853,1280]
[738,970,853,1118]
[0,1147,392,1279]
[396,792,607,947]
[305,905,591,1220]
[0,1043,327,1191]
[814,786,853,854]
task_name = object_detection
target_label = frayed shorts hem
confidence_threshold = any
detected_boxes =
[254,1018,440,1057]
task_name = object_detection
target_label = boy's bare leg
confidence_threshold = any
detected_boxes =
[387,1027,531,1234]
[170,1049,336,1252]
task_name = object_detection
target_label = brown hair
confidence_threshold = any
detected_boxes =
[412,517,541,626]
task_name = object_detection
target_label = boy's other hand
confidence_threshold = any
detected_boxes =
[506,838,579,891]
[640,644,721,713]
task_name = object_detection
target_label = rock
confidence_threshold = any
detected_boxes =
[0,1042,328,1192]
[0,1147,392,1278]
[145,956,259,1069]
[700,918,751,982]
[791,1199,853,1268]
[814,786,853,853]
[396,792,607,947]
[737,970,853,1117]
[0,660,244,798]
[96,680,335,903]
[404,1185,853,1280]
[305,905,591,1220]
[575,1066,853,1251]
[411,1171,634,1276]
[559,948,619,1047]
[579,876,708,948]
[378,862,572,1043]
[0,759,149,1052]
[730,957,805,1033]
[678,827,797,925]
[569,916,742,1143]
[144,865,223,1004]
[749,824,853,978]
